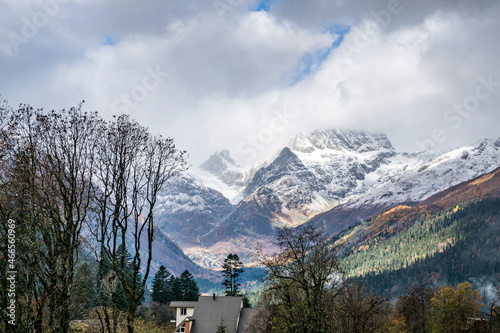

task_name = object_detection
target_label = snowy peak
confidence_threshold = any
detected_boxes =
[243,147,315,197]
[272,147,303,167]
[289,129,394,155]
[198,149,250,191]
[200,149,239,175]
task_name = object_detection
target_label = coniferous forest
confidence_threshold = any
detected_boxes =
[344,198,500,295]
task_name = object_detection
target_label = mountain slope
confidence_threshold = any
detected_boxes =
[336,166,500,258]
[307,138,500,237]
[349,198,500,296]
[337,167,500,294]
[155,172,233,247]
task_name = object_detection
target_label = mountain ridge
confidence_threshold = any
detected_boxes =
[335,167,500,295]
[336,165,500,259]
[154,129,500,270]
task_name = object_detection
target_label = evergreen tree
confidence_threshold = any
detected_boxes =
[222,254,244,296]
[169,275,182,301]
[71,262,97,319]
[151,265,171,304]
[179,270,199,301]
[242,295,251,308]
[216,315,227,333]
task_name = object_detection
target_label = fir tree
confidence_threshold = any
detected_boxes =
[222,253,244,296]
[179,270,199,301]
[151,265,171,304]
[169,275,182,301]
[216,315,227,333]
[101,243,144,311]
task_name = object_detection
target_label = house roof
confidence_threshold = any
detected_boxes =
[169,301,198,308]
[236,308,258,333]
[190,296,243,333]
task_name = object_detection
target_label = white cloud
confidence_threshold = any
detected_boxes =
[1,0,499,165]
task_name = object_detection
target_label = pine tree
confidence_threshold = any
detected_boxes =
[222,254,244,296]
[151,265,171,304]
[169,275,182,301]
[179,270,199,301]
[71,262,97,319]
[216,315,227,333]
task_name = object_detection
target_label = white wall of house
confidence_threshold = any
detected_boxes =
[174,307,195,326]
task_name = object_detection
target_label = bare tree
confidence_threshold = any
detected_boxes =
[334,280,388,333]
[394,276,434,333]
[253,226,344,333]
[0,103,103,332]
[0,98,21,333]
[0,101,186,333]
[91,115,187,333]
[36,105,103,332]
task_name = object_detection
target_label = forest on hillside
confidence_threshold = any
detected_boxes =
[343,198,500,296]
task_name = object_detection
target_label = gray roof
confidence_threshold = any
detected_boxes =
[169,301,198,308]
[236,308,258,333]
[190,296,243,333]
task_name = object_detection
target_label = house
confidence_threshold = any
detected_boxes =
[170,295,257,333]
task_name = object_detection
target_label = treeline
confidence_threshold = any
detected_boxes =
[0,100,187,333]
[249,225,500,333]
[151,266,199,303]
[344,198,500,293]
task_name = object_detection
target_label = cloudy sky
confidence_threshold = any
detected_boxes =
[1,0,499,165]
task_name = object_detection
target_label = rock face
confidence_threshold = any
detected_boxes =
[154,129,500,269]
[155,172,233,247]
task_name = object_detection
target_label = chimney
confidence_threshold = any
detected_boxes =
[213,293,216,300]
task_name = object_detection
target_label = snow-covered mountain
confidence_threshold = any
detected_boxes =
[196,150,259,204]
[204,130,428,241]
[155,172,233,247]
[155,129,500,268]
[199,149,247,186]
[306,136,500,235]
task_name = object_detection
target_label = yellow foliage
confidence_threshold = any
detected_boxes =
[384,313,408,333]
[429,282,483,333]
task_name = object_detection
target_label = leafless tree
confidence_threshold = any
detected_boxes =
[0,103,103,332]
[35,105,103,332]
[253,225,344,333]
[90,115,187,333]
[1,102,186,333]
[334,280,388,333]
[394,276,434,333]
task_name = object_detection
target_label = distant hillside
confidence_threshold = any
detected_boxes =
[338,167,500,295]
[338,167,500,255]
[352,198,500,296]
